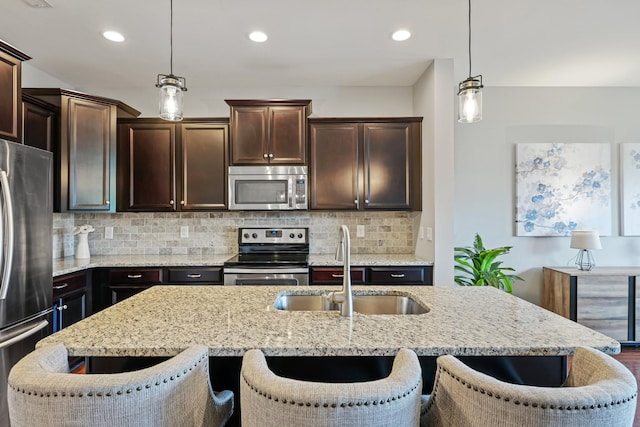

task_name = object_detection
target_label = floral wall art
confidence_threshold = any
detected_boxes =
[621,143,640,236]
[515,143,611,237]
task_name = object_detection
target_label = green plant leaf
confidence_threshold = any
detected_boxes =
[453,233,522,293]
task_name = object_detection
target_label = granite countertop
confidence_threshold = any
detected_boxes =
[53,254,433,276]
[38,285,619,358]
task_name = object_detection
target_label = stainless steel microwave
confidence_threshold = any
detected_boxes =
[228,166,308,210]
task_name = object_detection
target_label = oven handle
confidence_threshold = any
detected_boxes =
[224,267,309,275]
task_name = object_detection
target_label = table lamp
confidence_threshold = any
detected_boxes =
[570,230,602,271]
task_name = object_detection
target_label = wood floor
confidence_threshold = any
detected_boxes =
[610,347,640,426]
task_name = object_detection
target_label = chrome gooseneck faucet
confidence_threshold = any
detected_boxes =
[327,225,353,317]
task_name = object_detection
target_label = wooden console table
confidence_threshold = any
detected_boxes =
[543,267,640,344]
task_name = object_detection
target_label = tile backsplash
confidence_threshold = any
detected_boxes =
[53,211,418,259]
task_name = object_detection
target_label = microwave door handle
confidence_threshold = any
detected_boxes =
[288,178,294,208]
[0,170,14,300]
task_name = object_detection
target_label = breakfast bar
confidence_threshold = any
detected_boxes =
[37,284,620,426]
[38,284,619,358]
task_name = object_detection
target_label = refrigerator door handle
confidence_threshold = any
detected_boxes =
[0,319,48,350]
[0,169,14,300]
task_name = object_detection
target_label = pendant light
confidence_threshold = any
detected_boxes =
[458,0,483,123]
[156,0,187,121]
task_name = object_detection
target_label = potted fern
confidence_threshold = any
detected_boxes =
[454,233,522,293]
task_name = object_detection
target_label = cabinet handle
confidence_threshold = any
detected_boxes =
[268,153,274,158]
[187,273,202,278]
[127,274,143,279]
[180,200,185,205]
[53,283,69,290]
[365,199,369,204]
[390,274,405,278]
[57,304,68,311]
[331,274,344,278]
[106,200,110,205]
[169,200,174,205]
[263,154,268,158]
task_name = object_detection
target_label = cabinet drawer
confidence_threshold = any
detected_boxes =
[368,267,427,285]
[53,272,86,299]
[108,269,163,284]
[310,267,365,284]
[167,268,222,283]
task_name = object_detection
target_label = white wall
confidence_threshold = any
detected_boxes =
[454,87,640,304]
[21,63,73,88]
[413,59,455,285]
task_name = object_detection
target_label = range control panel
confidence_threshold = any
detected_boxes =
[238,228,308,244]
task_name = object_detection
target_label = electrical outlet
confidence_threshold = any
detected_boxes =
[180,226,189,238]
[426,227,433,241]
[105,226,114,240]
[357,225,365,237]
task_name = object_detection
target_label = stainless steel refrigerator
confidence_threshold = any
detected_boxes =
[0,140,53,425]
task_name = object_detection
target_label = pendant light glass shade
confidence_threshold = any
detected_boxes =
[157,74,186,121]
[458,76,483,123]
[156,0,187,121]
[458,0,483,123]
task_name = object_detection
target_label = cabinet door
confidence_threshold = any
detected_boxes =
[178,123,228,210]
[0,49,22,142]
[363,123,412,210]
[65,98,115,211]
[22,98,56,152]
[54,291,86,332]
[118,123,176,211]
[577,275,629,342]
[269,106,306,164]
[230,106,268,164]
[309,123,360,210]
[53,272,87,333]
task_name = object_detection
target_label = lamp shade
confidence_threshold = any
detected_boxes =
[570,230,602,250]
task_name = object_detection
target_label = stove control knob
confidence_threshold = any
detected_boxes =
[289,233,295,239]
[298,233,303,239]
[252,233,258,239]
[243,233,250,239]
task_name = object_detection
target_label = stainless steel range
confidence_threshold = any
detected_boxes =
[223,227,309,285]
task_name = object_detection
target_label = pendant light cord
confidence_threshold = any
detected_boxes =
[170,0,174,75]
[467,0,472,78]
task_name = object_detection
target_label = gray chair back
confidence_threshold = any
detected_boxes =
[421,346,637,427]
[8,343,233,427]
[240,347,423,427]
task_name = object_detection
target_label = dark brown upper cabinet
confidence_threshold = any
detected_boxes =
[226,99,311,165]
[0,40,30,143]
[117,119,229,212]
[309,118,422,211]
[22,93,58,152]
[23,88,140,212]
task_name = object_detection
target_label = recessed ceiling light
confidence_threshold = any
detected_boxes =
[391,30,411,41]
[249,31,268,43]
[22,0,53,8]
[103,31,125,42]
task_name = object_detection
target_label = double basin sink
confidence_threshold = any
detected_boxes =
[273,291,429,315]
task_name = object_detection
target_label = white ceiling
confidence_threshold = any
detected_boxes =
[1,0,640,97]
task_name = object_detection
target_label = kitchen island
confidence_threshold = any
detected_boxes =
[38,284,618,358]
[38,285,619,426]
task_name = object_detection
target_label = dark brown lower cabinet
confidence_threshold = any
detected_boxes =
[310,265,432,286]
[53,271,89,370]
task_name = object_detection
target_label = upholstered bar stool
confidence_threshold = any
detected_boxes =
[420,346,637,427]
[8,343,234,427]
[240,347,423,427]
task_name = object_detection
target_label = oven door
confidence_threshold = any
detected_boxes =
[223,268,309,286]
